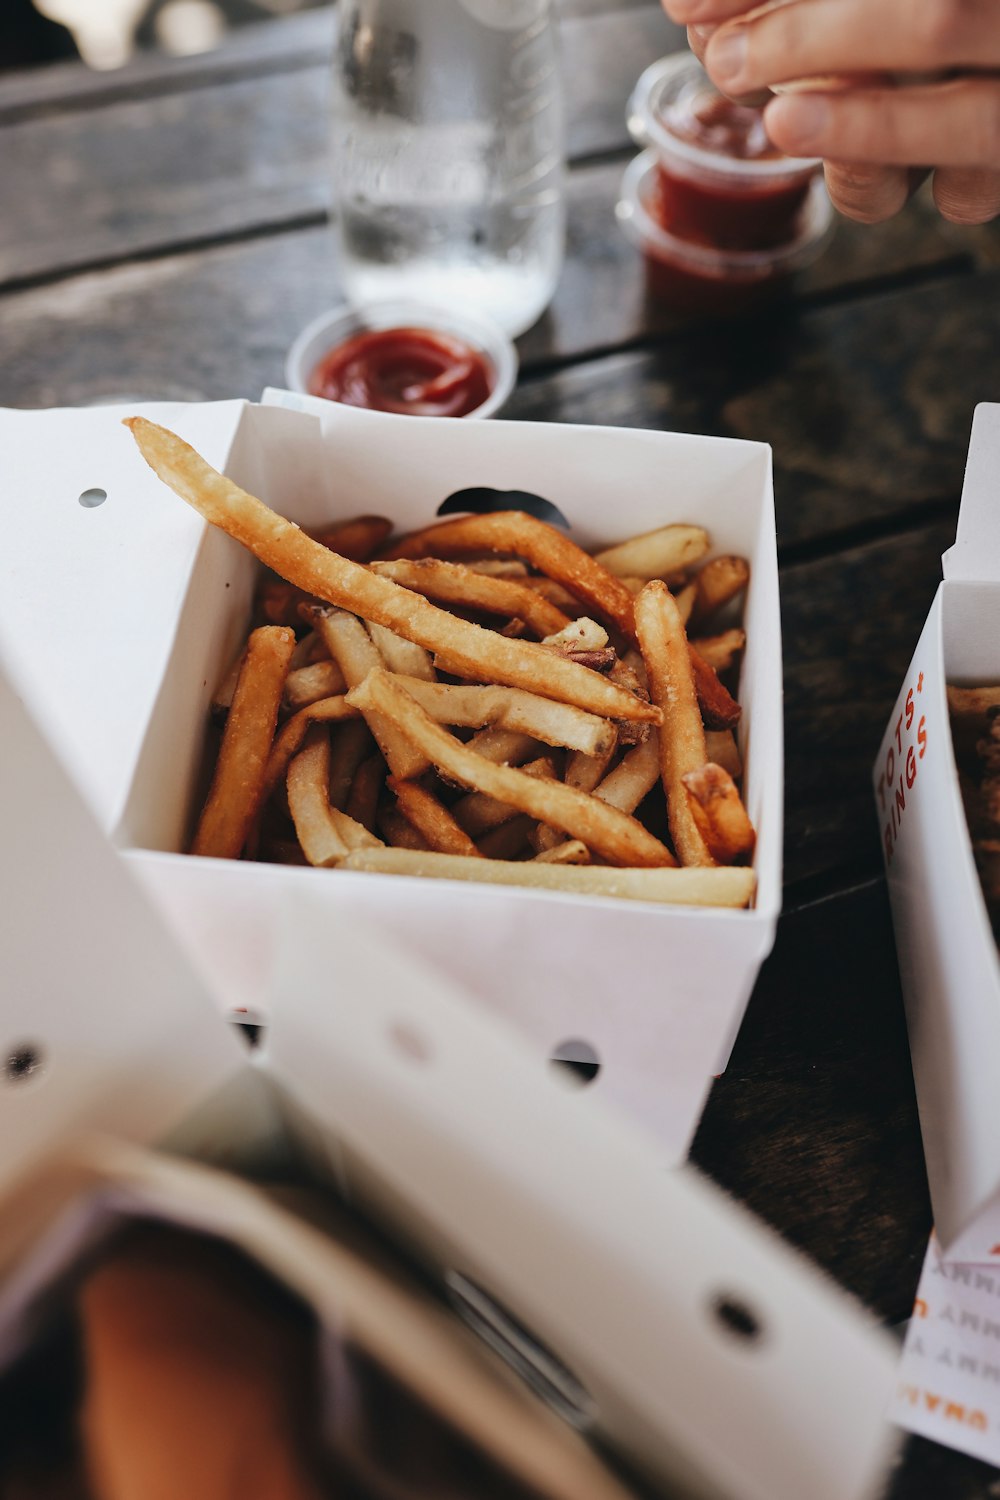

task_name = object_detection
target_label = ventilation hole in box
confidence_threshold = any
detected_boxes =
[233,1021,265,1050]
[5,1043,44,1084]
[78,488,107,509]
[389,1020,432,1064]
[437,487,569,529]
[711,1292,765,1346]
[549,1039,600,1086]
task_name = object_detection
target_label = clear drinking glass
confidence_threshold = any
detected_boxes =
[330,0,566,338]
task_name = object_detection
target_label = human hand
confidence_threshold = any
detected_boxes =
[664,0,1000,225]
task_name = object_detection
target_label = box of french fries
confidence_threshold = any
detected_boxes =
[0,392,782,1161]
[0,666,894,1500]
[875,402,1000,1257]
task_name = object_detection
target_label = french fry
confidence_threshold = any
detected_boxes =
[476,816,534,859]
[593,732,660,815]
[452,757,558,838]
[635,582,714,867]
[345,752,385,833]
[347,670,675,867]
[466,726,545,765]
[688,647,742,731]
[380,511,641,643]
[378,806,431,852]
[261,695,360,807]
[306,606,428,780]
[705,729,742,780]
[286,727,349,867]
[283,659,348,711]
[388,777,482,858]
[948,685,1000,719]
[125,419,656,726]
[532,841,591,865]
[519,577,584,612]
[593,524,709,582]
[387,676,616,758]
[681,763,756,864]
[288,629,327,670]
[674,583,697,626]
[329,720,375,812]
[692,555,750,624]
[192,624,295,859]
[692,629,746,674]
[255,575,313,628]
[370,558,572,639]
[540,617,609,651]
[566,744,617,795]
[367,621,436,682]
[461,558,529,578]
[311,514,392,561]
[342,848,754,906]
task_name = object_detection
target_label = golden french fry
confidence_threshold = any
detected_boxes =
[387,676,616,758]
[388,777,482,858]
[342,848,754,906]
[370,559,571,640]
[283,660,347,711]
[594,524,709,582]
[682,763,756,864]
[378,806,431,852]
[593,732,660,815]
[476,815,535,859]
[286,727,349,867]
[518,577,584,612]
[692,629,746,674]
[452,757,558,838]
[674,583,697,626]
[380,511,640,643]
[466,726,545,765]
[347,670,675,868]
[566,743,617,795]
[192,625,295,859]
[461,558,529,578]
[532,840,591,865]
[125,420,656,726]
[329,720,375,812]
[261,695,360,807]
[306,606,428,780]
[366,621,436,682]
[635,582,713,867]
[692,556,750,624]
[688,647,742,731]
[345,751,385,833]
[288,629,327,670]
[705,729,742,780]
[311,514,392,561]
[540,617,609,652]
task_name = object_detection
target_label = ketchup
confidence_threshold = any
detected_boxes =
[308,327,493,417]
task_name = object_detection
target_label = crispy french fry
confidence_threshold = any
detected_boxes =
[461,558,529,578]
[566,743,617,795]
[311,514,392,561]
[674,583,697,626]
[682,763,756,864]
[254,574,313,628]
[329,720,375,812]
[635,582,713,867]
[283,660,347,711]
[261,695,360,807]
[286,728,349,867]
[378,806,431,852]
[532,840,591,865]
[387,676,616,758]
[388,777,482,857]
[540,617,609,651]
[307,606,428,780]
[688,647,742,731]
[593,732,661,815]
[342,848,754,906]
[345,752,385,833]
[125,420,655,726]
[452,757,558,838]
[476,816,534,859]
[348,671,675,867]
[466,726,545,766]
[948,685,1000,718]
[692,629,746,674]
[519,577,584,611]
[366,621,436,681]
[192,625,295,859]
[380,511,640,642]
[288,629,327,670]
[705,729,742,780]
[692,555,750,624]
[370,559,571,639]
[593,524,710,582]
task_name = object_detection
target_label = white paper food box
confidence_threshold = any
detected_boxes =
[0,660,894,1500]
[875,403,1000,1258]
[0,394,782,1163]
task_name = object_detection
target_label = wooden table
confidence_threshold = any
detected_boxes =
[3,4,999,1493]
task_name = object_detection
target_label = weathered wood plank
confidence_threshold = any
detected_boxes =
[691,878,931,1322]
[0,6,677,287]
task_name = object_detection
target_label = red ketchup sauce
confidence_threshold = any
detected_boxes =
[308,327,493,417]
[656,90,815,252]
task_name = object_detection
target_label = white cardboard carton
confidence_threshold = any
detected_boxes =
[0,662,895,1500]
[0,396,782,1161]
[875,403,1000,1256]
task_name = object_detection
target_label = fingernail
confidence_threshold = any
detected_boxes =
[689,23,716,44]
[707,28,748,88]
[767,93,832,151]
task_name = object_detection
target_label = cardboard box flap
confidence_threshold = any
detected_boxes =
[0,657,248,1192]
[264,885,897,1500]
[943,404,1000,582]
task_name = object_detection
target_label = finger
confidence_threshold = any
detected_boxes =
[689,23,773,105]
[667,0,781,26]
[764,78,1000,168]
[933,165,1000,223]
[704,0,1000,96]
[822,161,913,224]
